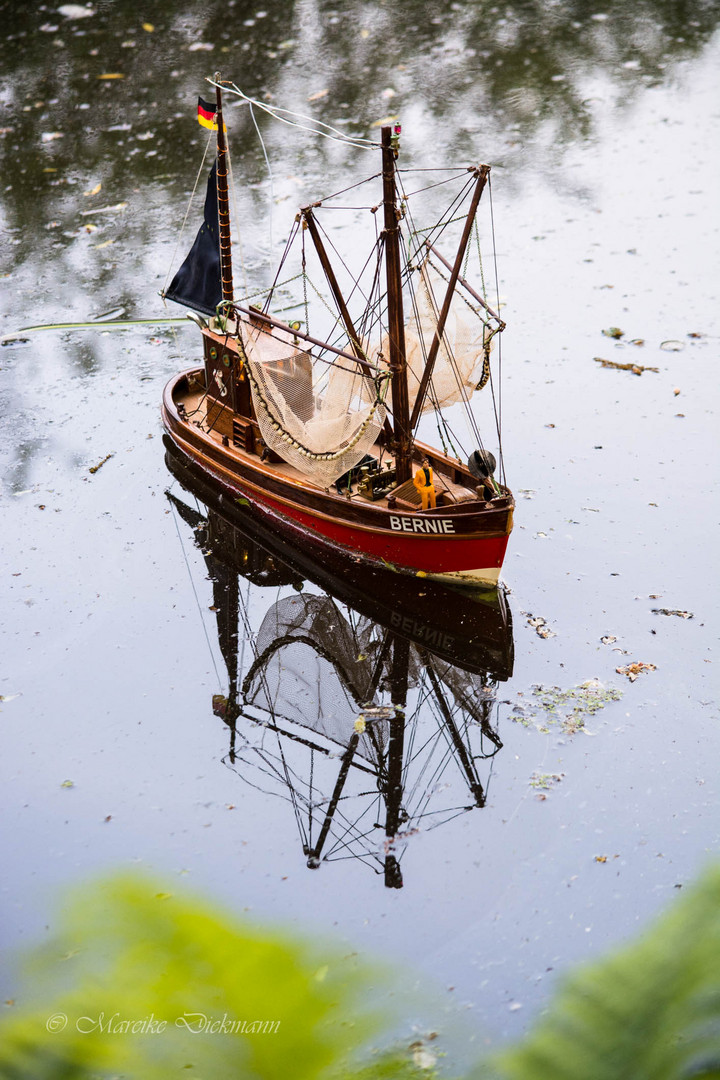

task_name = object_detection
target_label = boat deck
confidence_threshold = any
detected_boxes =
[176,379,486,511]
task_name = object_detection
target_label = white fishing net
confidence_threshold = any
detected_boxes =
[239,317,387,488]
[244,594,389,762]
[373,260,493,415]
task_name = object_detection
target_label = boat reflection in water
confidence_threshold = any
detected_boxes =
[166,439,513,889]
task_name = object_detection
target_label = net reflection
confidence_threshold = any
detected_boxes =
[166,439,513,889]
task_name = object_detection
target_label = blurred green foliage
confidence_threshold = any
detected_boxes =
[1,865,720,1079]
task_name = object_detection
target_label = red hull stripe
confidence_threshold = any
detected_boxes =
[244,479,508,574]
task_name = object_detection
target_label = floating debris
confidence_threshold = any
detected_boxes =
[602,326,624,339]
[80,202,127,216]
[600,634,618,645]
[510,680,622,735]
[661,340,685,352]
[521,612,556,638]
[594,357,659,375]
[530,771,565,792]
[652,608,693,619]
[616,661,656,681]
[89,453,113,474]
[58,4,96,17]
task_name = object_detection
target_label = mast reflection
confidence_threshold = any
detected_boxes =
[166,439,513,889]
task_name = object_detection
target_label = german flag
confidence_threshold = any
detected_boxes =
[197,97,217,130]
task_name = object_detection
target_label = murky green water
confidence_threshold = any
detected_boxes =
[2,0,718,1059]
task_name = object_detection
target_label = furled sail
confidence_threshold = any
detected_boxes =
[239,317,387,489]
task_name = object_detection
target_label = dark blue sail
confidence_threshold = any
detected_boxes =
[165,161,221,317]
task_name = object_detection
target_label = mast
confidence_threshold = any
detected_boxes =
[384,632,409,889]
[214,78,234,306]
[301,207,364,360]
[381,126,412,485]
[408,165,490,431]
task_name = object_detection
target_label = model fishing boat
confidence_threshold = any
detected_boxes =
[162,78,514,587]
[167,464,512,888]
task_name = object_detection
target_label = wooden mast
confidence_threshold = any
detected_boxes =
[408,164,490,431]
[301,206,395,443]
[381,126,412,485]
[301,207,364,360]
[384,632,409,889]
[214,78,234,306]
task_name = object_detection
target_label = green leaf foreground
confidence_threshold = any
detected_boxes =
[1,866,719,1079]
[489,863,720,1080]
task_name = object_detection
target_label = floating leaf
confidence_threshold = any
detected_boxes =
[616,661,657,681]
[60,780,74,788]
[371,114,399,127]
[142,22,154,31]
[307,89,330,101]
[83,182,101,196]
[97,73,125,80]
[602,326,624,339]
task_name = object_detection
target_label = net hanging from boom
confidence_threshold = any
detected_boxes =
[239,317,388,489]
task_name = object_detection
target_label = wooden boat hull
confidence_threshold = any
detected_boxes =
[162,369,513,588]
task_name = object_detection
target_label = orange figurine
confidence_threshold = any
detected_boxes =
[413,456,436,510]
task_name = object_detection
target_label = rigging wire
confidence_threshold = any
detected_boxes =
[168,499,222,689]
[210,80,380,151]
[488,175,506,484]
[247,101,275,256]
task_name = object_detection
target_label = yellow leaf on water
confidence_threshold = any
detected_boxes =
[142,22,154,31]
[93,239,115,249]
[97,73,125,80]
[154,892,173,901]
[371,114,399,127]
[83,182,101,196]
[307,89,329,101]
